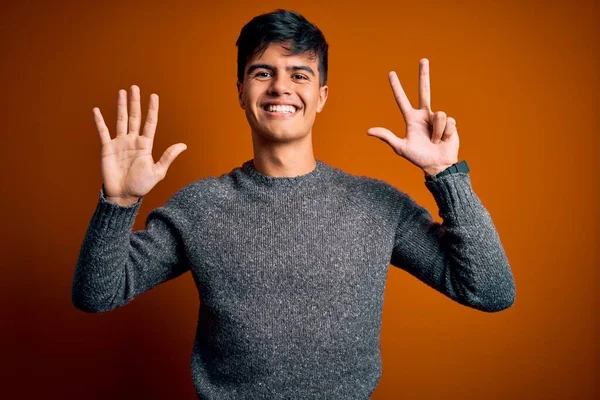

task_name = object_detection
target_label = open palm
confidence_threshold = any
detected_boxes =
[94,85,187,204]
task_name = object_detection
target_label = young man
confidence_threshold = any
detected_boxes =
[72,9,515,399]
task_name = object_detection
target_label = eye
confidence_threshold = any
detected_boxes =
[292,74,308,80]
[255,71,272,78]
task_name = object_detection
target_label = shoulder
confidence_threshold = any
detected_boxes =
[323,165,422,227]
[332,167,431,226]
[164,170,238,209]
[329,165,408,206]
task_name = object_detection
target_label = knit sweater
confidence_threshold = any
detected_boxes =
[72,158,515,399]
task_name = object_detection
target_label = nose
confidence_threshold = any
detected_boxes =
[267,74,292,96]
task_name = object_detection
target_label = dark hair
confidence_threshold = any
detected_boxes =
[236,9,328,86]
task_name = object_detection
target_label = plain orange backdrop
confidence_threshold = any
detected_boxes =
[1,0,598,399]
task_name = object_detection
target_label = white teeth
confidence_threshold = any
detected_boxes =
[266,104,297,113]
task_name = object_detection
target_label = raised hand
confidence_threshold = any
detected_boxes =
[93,85,187,206]
[367,58,459,176]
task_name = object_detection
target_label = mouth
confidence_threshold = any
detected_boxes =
[261,104,301,116]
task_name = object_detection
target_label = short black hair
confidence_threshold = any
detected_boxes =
[236,9,328,86]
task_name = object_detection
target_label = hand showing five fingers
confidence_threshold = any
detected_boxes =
[93,85,187,206]
[367,58,459,176]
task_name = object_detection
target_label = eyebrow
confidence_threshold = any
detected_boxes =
[247,63,315,76]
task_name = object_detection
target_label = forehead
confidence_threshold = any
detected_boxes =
[247,42,319,69]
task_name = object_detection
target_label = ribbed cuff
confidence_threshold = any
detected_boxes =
[88,185,143,235]
[424,173,483,223]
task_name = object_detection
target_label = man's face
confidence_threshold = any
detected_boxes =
[237,42,328,143]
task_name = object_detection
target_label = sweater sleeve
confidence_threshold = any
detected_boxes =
[71,185,190,313]
[389,172,516,312]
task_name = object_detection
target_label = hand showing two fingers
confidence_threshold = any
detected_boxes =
[367,58,460,176]
[93,85,187,205]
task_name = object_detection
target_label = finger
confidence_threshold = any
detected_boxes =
[441,117,456,141]
[142,94,159,140]
[388,71,413,118]
[154,143,187,180]
[116,89,128,136]
[93,107,111,145]
[128,85,142,135]
[419,58,431,110]
[431,111,447,144]
[367,127,407,156]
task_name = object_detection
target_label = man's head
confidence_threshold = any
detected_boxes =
[236,9,329,143]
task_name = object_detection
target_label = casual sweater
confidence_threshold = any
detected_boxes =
[72,158,515,399]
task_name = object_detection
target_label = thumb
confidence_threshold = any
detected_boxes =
[155,143,187,180]
[367,127,407,157]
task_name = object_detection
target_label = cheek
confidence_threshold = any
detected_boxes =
[243,82,260,106]
[300,90,320,111]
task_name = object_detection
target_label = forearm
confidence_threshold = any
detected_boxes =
[392,173,515,312]
[72,191,142,313]
[72,186,190,313]
[425,173,515,311]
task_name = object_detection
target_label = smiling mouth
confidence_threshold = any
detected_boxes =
[262,104,299,114]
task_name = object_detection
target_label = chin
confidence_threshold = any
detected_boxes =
[253,125,306,142]
[260,131,300,143]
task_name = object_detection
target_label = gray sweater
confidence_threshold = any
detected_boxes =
[72,158,515,399]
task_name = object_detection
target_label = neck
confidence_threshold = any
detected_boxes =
[250,130,317,177]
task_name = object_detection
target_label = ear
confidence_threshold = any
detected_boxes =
[237,81,245,109]
[316,85,329,113]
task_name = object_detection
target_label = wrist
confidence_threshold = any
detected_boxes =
[105,195,141,207]
[101,185,141,206]
[424,160,470,182]
[423,164,453,177]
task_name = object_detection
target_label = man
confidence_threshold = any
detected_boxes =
[72,9,515,399]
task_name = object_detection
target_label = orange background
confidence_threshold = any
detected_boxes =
[1,0,598,398]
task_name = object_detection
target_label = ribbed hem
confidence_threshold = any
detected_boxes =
[89,185,143,235]
[424,173,483,223]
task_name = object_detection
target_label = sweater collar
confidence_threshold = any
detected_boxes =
[240,158,329,189]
